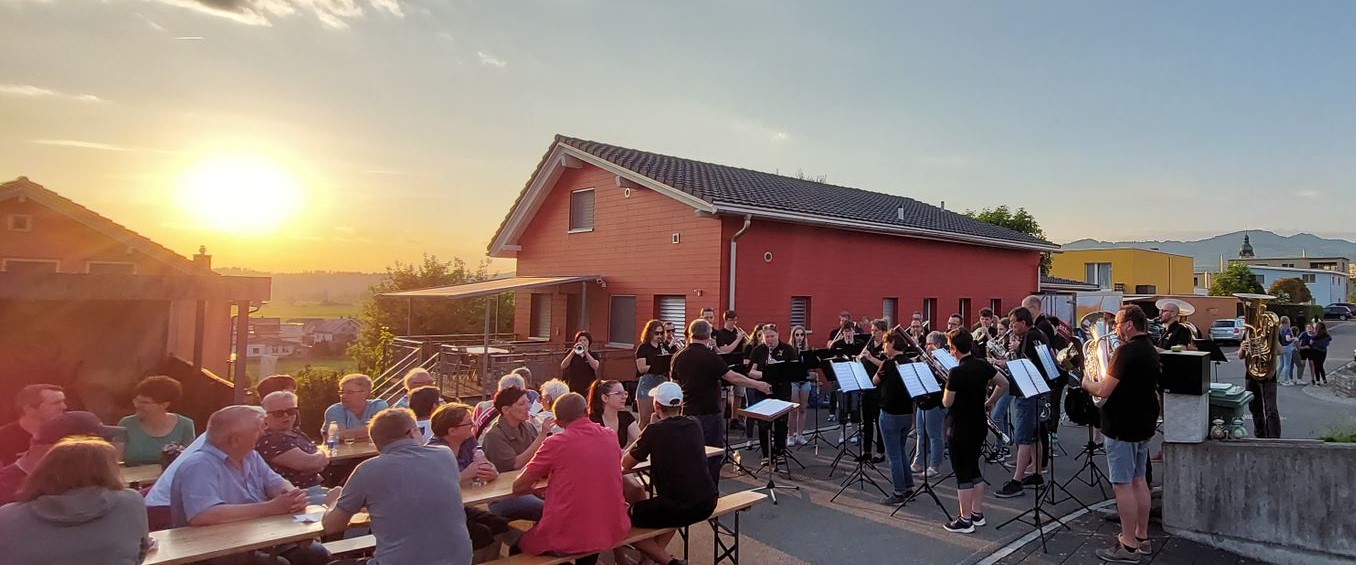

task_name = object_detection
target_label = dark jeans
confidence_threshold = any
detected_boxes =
[1312,350,1329,382]
[751,387,790,458]
[859,390,884,455]
[1246,379,1281,438]
[692,412,725,484]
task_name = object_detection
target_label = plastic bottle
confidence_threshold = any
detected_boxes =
[471,447,489,488]
[326,421,340,451]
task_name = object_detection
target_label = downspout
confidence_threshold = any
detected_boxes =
[728,215,753,311]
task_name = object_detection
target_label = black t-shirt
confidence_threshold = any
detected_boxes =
[712,327,740,348]
[591,410,638,449]
[635,342,665,377]
[1017,328,1055,383]
[875,354,916,415]
[970,325,998,359]
[750,342,797,399]
[1101,334,1162,442]
[1157,322,1194,349]
[862,338,885,375]
[629,416,718,509]
[563,352,598,395]
[671,343,730,415]
[1035,315,1068,351]
[946,356,997,435]
[0,422,31,466]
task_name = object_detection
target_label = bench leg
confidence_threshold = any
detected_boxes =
[710,510,742,565]
[679,526,690,560]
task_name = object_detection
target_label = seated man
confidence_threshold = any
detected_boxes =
[0,384,67,466]
[171,405,330,565]
[257,391,328,489]
[323,373,389,441]
[622,382,713,565]
[408,386,444,443]
[323,408,473,565]
[428,403,511,551]
[394,368,437,408]
[0,411,122,505]
[512,393,629,564]
[480,387,552,473]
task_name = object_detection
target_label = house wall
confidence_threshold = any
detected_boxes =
[512,163,724,346]
[1246,267,1349,305]
[1050,249,1193,295]
[0,197,181,275]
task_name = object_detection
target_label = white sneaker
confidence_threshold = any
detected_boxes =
[797,434,808,446]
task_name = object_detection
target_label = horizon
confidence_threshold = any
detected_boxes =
[4,1,1355,272]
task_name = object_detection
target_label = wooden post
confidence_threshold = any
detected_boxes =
[233,301,250,404]
[481,296,491,383]
[192,300,206,370]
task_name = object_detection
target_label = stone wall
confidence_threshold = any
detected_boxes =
[1331,365,1356,398]
[1163,439,1356,565]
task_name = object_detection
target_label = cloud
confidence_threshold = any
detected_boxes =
[477,51,507,68]
[0,84,103,103]
[29,139,176,154]
[148,0,404,28]
[770,132,790,142]
[1298,189,1323,199]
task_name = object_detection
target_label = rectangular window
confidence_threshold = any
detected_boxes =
[609,295,637,347]
[1,259,58,273]
[1113,283,1126,292]
[1085,262,1113,290]
[529,294,551,339]
[990,298,1002,317]
[1253,275,1265,286]
[569,188,595,232]
[656,295,687,330]
[882,298,898,326]
[959,298,972,327]
[1303,274,1316,283]
[6,214,32,232]
[790,296,811,329]
[922,298,937,329]
[86,262,136,275]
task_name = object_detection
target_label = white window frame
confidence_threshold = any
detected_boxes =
[1085,262,1113,290]
[85,261,137,275]
[6,214,32,232]
[1,258,60,273]
[568,188,596,233]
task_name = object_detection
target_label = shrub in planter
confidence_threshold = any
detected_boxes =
[294,366,343,439]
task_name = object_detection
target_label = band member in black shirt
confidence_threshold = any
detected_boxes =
[941,329,1007,533]
[1082,305,1160,561]
[671,318,770,484]
[970,308,999,360]
[713,310,749,432]
[826,311,857,342]
[994,306,1052,499]
[872,327,917,505]
[634,319,669,430]
[856,320,889,463]
[1155,299,1196,350]
[825,321,861,423]
[748,325,796,460]
[559,331,600,395]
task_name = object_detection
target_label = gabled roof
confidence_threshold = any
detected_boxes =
[490,136,1060,256]
[0,176,201,274]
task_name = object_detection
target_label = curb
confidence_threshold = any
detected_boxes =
[972,499,1118,565]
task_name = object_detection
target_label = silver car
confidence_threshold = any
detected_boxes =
[1209,318,1246,345]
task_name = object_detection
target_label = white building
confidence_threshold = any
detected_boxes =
[1246,266,1349,305]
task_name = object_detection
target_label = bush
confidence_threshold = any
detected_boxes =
[294,366,343,439]
[1321,427,1356,443]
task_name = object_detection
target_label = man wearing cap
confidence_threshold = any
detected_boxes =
[1156,299,1197,350]
[0,411,122,505]
[622,382,715,565]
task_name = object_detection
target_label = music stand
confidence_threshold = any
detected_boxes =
[1194,339,1228,383]
[757,361,807,472]
[1060,419,1111,500]
[995,358,1072,552]
[827,361,889,502]
[889,361,952,521]
[739,398,800,504]
[798,349,836,452]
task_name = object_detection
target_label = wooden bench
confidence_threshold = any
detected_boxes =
[321,534,375,556]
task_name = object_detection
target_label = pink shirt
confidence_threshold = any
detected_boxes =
[519,418,630,556]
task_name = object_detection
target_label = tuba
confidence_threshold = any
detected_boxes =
[1080,311,1121,407]
[1235,293,1280,380]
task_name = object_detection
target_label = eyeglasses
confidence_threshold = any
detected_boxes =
[605,390,627,397]
[267,408,299,418]
[793,332,805,337]
[339,388,368,396]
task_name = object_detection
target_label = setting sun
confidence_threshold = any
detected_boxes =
[176,155,303,234]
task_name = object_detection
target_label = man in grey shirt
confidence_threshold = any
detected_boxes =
[323,407,472,565]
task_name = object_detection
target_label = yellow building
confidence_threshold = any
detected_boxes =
[1049,248,1194,295]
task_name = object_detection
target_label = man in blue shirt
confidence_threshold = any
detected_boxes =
[323,373,390,441]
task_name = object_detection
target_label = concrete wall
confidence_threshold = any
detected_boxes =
[1163,439,1356,565]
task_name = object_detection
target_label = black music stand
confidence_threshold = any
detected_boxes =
[1060,420,1111,500]
[798,349,836,453]
[890,361,952,520]
[757,361,807,472]
[995,359,1073,553]
[1195,339,1227,383]
[739,398,800,504]
[826,360,890,502]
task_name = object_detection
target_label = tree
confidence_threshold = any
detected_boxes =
[346,255,513,374]
[1267,277,1313,304]
[963,205,1052,275]
[1209,263,1264,296]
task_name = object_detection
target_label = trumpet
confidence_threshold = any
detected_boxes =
[573,343,586,356]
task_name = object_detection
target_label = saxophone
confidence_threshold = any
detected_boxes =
[1235,293,1280,380]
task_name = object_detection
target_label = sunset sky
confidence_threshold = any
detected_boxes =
[3,1,1354,273]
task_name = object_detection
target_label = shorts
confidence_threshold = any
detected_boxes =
[1299,349,1312,361]
[1012,395,1042,446]
[790,381,814,395]
[630,496,717,528]
[635,374,667,399]
[1104,436,1150,484]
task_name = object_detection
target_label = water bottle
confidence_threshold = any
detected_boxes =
[471,447,489,488]
[326,421,340,451]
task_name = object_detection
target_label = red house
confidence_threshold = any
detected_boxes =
[488,136,1058,350]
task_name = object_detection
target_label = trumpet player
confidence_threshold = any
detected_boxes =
[713,310,748,432]
[855,319,889,463]
[560,330,600,395]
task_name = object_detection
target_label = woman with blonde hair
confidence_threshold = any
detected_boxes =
[787,324,814,445]
[0,437,152,565]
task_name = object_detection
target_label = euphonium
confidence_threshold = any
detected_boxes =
[1235,293,1281,380]
[1080,311,1120,407]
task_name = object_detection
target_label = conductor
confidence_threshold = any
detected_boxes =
[672,318,772,483]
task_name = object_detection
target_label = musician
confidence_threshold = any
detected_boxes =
[945,313,964,333]
[634,320,669,431]
[988,318,1014,456]
[713,310,748,432]
[1155,300,1196,350]
[670,319,771,484]
[1081,305,1160,561]
[912,331,949,475]
[941,329,1007,534]
[1022,295,1069,455]
[559,331,600,395]
[787,325,814,446]
[855,320,889,463]
[825,322,861,424]
[871,327,917,505]
[1237,338,1282,438]
[994,307,1051,499]
[827,311,857,341]
[908,313,926,341]
[662,322,684,351]
[748,325,795,462]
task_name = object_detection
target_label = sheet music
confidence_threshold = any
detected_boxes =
[931,349,959,371]
[830,361,875,392]
[1033,344,1060,382]
[896,361,942,397]
[1008,358,1051,397]
[742,398,798,418]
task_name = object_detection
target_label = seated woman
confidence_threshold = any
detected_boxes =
[0,437,153,565]
[535,379,570,432]
[117,375,195,466]
[256,391,327,489]
[587,380,640,449]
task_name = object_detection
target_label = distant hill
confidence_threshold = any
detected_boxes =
[215,268,385,304]
[1063,231,1356,272]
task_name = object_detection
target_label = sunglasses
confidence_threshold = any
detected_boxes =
[267,408,299,418]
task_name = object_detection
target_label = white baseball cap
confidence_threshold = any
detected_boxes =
[653,381,684,407]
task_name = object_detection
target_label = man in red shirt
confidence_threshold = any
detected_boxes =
[512,393,629,564]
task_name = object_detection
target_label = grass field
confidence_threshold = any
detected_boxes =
[256,302,363,320]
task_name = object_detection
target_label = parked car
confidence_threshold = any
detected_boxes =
[1322,305,1353,320]
[1209,318,1246,345]
[1327,302,1356,313]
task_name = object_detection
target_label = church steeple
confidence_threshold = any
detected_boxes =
[1238,232,1255,258]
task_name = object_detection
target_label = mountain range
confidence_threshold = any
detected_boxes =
[1062,231,1356,271]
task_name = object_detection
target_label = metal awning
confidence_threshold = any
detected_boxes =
[381,275,602,300]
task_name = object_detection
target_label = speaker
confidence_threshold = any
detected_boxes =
[1159,350,1210,395]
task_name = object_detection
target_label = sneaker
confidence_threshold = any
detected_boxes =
[969,512,986,526]
[870,455,886,464]
[926,466,939,476]
[1136,537,1152,555]
[943,517,975,533]
[880,491,911,505]
[1095,540,1142,563]
[1021,474,1045,487]
[995,480,1024,498]
[910,464,925,474]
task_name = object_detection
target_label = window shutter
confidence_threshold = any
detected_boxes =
[569,190,595,231]
[657,296,686,329]
[790,296,811,328]
[530,294,551,338]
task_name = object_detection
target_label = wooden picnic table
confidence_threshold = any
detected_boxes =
[318,440,379,461]
[122,464,163,487]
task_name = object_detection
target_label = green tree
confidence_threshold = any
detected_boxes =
[963,205,1052,275]
[1267,277,1313,304]
[346,255,513,374]
[1209,263,1264,296]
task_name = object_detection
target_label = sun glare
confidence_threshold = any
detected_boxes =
[176,155,303,234]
